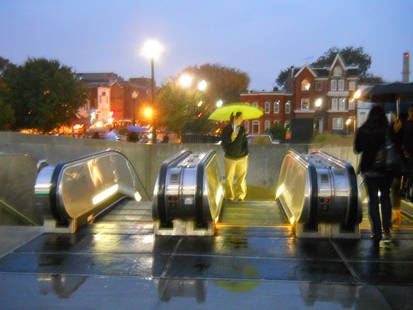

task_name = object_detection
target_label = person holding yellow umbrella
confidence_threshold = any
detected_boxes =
[209,103,263,202]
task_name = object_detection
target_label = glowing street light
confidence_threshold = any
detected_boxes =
[197,101,203,107]
[141,39,163,143]
[216,99,223,107]
[315,98,323,108]
[345,118,352,126]
[144,108,153,118]
[198,80,207,91]
[353,89,361,100]
[178,74,193,88]
[141,40,163,61]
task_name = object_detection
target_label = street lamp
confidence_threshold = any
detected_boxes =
[131,90,138,125]
[315,98,323,108]
[198,80,207,91]
[178,74,193,88]
[142,39,163,143]
[216,99,223,107]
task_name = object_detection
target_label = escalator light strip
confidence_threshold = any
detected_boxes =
[92,184,119,205]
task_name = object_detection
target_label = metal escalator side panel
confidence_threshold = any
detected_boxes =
[275,150,312,225]
[195,150,217,228]
[201,152,223,224]
[154,150,192,226]
[344,163,362,227]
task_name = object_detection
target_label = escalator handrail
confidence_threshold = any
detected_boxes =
[195,150,217,228]
[157,149,192,226]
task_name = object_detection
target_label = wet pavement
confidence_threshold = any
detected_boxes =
[1,199,413,309]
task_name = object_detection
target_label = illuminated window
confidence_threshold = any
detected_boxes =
[333,66,342,77]
[285,101,291,114]
[301,79,311,91]
[264,120,271,130]
[349,81,356,91]
[332,98,338,111]
[331,80,337,91]
[265,101,270,114]
[349,99,355,110]
[273,101,280,113]
[333,117,344,130]
[301,98,310,111]
[338,79,345,91]
[339,98,346,111]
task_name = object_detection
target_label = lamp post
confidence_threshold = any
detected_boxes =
[131,90,138,125]
[142,39,163,143]
[314,97,324,133]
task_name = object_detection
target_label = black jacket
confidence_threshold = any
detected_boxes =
[354,121,389,174]
[403,120,413,156]
[221,124,248,159]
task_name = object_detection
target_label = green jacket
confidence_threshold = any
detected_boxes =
[221,124,248,159]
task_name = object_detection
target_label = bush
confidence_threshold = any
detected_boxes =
[266,123,287,141]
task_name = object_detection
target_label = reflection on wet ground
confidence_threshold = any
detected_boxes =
[0,199,413,309]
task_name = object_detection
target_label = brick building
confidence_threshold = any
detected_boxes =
[78,73,150,125]
[240,54,359,134]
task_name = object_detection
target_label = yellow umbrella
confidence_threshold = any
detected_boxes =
[208,103,263,121]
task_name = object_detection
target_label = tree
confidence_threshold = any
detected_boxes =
[311,46,371,77]
[179,64,250,108]
[0,57,15,129]
[1,58,89,132]
[267,123,287,141]
[157,80,208,135]
[275,46,380,88]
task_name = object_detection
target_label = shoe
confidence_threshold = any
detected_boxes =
[370,233,382,242]
[383,229,391,241]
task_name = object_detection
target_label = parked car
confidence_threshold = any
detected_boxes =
[246,134,280,144]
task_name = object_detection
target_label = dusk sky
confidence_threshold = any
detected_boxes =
[1,0,412,90]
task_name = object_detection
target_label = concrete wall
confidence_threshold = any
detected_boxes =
[0,154,41,225]
[0,132,309,198]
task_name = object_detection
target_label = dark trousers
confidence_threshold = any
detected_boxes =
[365,175,392,235]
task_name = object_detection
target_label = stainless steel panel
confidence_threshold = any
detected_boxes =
[57,152,143,220]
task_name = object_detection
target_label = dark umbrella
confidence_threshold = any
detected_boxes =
[126,125,148,133]
[360,82,413,116]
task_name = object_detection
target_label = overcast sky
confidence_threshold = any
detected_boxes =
[1,0,412,90]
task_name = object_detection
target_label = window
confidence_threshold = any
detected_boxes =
[273,100,280,113]
[349,81,356,91]
[301,98,310,111]
[349,99,355,110]
[332,98,338,111]
[333,117,344,130]
[333,66,342,77]
[264,101,270,114]
[264,120,271,130]
[301,79,311,91]
[252,120,260,134]
[244,120,249,133]
[285,101,291,114]
[338,79,345,91]
[315,81,322,91]
[330,80,337,91]
[339,98,346,111]
[253,102,258,108]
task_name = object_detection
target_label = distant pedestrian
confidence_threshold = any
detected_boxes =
[221,112,248,202]
[402,104,413,202]
[354,105,392,242]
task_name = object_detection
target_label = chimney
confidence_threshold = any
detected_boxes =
[403,52,410,82]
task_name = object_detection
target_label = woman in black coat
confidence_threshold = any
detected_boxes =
[354,105,392,242]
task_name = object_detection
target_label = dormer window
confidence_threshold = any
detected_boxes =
[301,79,311,91]
[333,66,342,77]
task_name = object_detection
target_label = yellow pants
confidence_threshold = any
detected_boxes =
[224,155,248,200]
